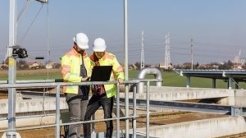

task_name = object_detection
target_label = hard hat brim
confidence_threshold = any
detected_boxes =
[93,47,106,52]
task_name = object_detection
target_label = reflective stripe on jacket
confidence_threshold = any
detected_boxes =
[61,48,92,94]
[90,52,124,98]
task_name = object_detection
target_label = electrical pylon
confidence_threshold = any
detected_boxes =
[140,31,145,69]
[164,33,171,69]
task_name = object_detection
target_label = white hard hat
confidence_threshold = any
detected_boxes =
[73,33,89,49]
[93,38,107,52]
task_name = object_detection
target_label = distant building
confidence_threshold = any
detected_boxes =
[159,62,173,69]
[0,64,8,70]
[27,62,41,69]
[45,62,54,69]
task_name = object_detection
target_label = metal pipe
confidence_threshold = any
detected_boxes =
[7,0,18,138]
[146,81,150,138]
[137,68,162,93]
[133,84,137,138]
[123,0,129,137]
[186,76,190,88]
[55,86,60,138]
[116,83,120,138]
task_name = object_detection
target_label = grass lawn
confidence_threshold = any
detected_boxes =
[0,69,245,89]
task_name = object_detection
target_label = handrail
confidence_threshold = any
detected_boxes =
[0,79,160,138]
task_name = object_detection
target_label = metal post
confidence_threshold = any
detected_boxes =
[7,0,18,137]
[212,78,216,88]
[228,77,232,89]
[55,85,60,138]
[116,83,120,138]
[133,84,137,138]
[146,81,150,138]
[123,0,129,138]
[186,76,190,88]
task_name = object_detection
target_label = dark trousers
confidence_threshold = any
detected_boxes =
[66,94,88,138]
[83,94,114,138]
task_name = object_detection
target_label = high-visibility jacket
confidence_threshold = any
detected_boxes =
[61,48,92,94]
[90,52,124,98]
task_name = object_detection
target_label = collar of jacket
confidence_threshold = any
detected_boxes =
[90,52,107,61]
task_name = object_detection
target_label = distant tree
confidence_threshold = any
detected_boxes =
[242,63,246,69]
[218,60,233,69]
[54,63,61,69]
[227,60,233,67]
[17,59,28,69]
[195,62,199,69]
[145,64,151,68]
[173,64,182,69]
[134,62,141,70]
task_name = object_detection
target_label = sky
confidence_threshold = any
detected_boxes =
[0,0,246,65]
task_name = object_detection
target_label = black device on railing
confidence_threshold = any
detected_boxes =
[12,45,28,58]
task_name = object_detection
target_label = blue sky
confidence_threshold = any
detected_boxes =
[0,0,246,65]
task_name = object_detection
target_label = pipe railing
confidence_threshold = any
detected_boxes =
[0,78,160,138]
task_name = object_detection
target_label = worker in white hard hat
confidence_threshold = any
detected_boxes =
[83,38,124,138]
[60,33,92,138]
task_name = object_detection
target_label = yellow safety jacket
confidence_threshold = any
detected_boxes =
[90,52,124,98]
[61,48,92,94]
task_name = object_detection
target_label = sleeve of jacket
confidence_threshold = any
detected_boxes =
[61,55,82,82]
[112,56,124,80]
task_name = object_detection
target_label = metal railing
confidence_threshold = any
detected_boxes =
[0,79,161,138]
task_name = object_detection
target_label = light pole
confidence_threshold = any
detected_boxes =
[123,0,129,138]
[5,0,48,138]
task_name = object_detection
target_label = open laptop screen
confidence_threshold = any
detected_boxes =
[90,66,112,81]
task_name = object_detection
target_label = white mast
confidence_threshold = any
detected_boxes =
[140,31,145,69]
[164,33,171,69]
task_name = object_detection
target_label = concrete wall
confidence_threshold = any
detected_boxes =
[121,86,234,101]
[134,116,246,138]
[0,97,68,114]
[230,89,246,106]
[0,116,56,130]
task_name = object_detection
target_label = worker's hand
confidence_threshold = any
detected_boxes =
[81,76,90,82]
[118,79,124,84]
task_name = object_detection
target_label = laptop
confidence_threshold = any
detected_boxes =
[90,66,113,81]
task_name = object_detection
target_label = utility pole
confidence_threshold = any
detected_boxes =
[140,31,145,69]
[191,38,194,70]
[7,1,18,138]
[4,1,48,138]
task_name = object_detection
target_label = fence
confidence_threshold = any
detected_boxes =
[0,79,161,138]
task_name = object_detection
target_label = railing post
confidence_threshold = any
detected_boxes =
[146,81,150,138]
[55,85,60,138]
[116,83,120,138]
[133,83,137,138]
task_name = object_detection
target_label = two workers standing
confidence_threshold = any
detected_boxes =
[60,33,124,138]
